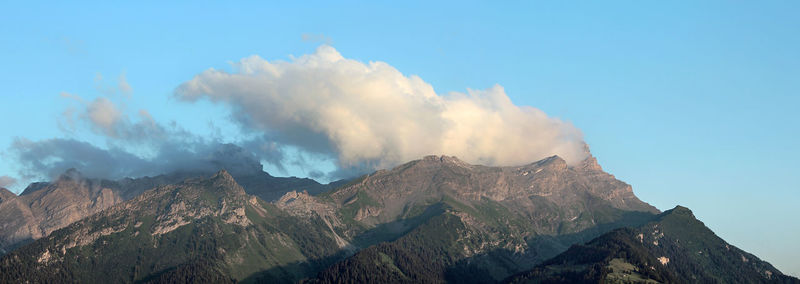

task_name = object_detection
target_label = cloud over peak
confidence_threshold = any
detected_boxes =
[8,137,265,182]
[176,45,588,172]
[6,45,589,187]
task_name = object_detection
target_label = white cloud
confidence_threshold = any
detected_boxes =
[301,33,333,44]
[176,45,588,173]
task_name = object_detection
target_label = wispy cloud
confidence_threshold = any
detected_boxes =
[118,72,132,96]
[58,92,166,141]
[8,137,268,181]
[92,72,133,97]
[50,36,87,56]
[8,77,284,183]
[301,33,333,44]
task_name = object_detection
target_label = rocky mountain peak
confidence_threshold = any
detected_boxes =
[275,190,338,219]
[664,205,694,217]
[578,155,603,171]
[541,155,564,163]
[19,182,49,196]
[327,153,659,231]
[0,188,15,202]
[410,155,474,171]
[420,155,467,164]
[576,144,604,171]
[277,190,313,204]
[212,169,235,181]
[206,169,246,197]
[525,155,568,171]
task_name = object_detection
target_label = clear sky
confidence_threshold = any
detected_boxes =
[1,1,798,276]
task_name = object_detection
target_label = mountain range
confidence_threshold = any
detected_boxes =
[0,154,795,283]
[0,154,341,255]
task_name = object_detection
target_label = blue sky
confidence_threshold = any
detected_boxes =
[1,1,798,276]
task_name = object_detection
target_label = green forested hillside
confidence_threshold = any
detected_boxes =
[506,206,800,284]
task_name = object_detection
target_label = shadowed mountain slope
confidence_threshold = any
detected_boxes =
[505,206,800,284]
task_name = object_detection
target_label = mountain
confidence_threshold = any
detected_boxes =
[0,166,340,255]
[228,170,339,202]
[0,187,15,203]
[1,154,792,283]
[0,170,125,254]
[0,171,346,283]
[0,154,661,282]
[307,154,663,283]
[505,206,800,284]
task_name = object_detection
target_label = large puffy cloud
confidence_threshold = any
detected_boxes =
[6,45,588,185]
[176,45,587,173]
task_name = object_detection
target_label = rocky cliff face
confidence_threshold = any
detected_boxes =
[324,154,656,231]
[305,154,662,282]
[0,170,346,283]
[0,170,123,254]
[0,167,339,255]
[0,188,15,203]
[0,169,211,254]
